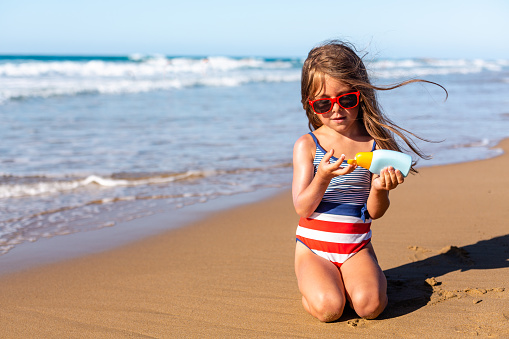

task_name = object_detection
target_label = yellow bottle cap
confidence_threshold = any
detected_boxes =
[353,152,373,170]
[347,159,357,165]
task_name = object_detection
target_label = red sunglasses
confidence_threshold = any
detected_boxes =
[308,91,360,114]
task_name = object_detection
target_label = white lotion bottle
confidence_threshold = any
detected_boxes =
[347,150,412,177]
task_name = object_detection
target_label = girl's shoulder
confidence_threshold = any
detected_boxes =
[294,132,315,146]
[293,133,316,157]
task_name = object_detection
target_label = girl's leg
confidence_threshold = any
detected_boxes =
[294,241,346,322]
[340,243,387,319]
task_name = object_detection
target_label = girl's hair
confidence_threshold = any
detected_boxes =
[301,40,447,173]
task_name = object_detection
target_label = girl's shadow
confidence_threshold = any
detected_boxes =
[380,234,509,319]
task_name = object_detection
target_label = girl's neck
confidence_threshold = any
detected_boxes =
[316,122,369,142]
[313,125,373,159]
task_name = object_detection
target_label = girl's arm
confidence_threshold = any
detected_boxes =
[366,167,405,219]
[292,135,355,218]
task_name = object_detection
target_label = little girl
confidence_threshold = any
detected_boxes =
[293,40,445,322]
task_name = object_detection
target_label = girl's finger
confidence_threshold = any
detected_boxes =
[321,149,334,164]
[333,163,355,176]
[395,169,405,184]
[379,168,387,187]
[388,167,398,185]
[333,154,346,169]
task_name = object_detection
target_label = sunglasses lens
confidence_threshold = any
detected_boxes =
[338,94,358,109]
[312,100,332,114]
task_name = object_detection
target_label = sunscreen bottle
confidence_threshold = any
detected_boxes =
[347,150,412,177]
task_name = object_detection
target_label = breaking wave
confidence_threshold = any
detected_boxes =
[1,55,507,103]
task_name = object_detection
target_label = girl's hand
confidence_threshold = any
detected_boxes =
[316,149,356,180]
[372,166,404,191]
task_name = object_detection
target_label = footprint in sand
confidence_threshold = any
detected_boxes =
[347,319,367,328]
[407,244,475,265]
[407,245,432,261]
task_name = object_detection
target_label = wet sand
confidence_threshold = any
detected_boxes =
[1,140,508,338]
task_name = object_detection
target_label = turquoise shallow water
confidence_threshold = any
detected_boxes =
[1,55,508,255]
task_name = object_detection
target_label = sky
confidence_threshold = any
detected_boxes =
[0,0,508,59]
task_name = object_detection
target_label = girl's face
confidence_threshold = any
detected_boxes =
[312,75,361,135]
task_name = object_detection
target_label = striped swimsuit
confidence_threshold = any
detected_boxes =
[296,132,375,268]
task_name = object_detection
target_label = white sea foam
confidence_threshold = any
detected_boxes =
[0,75,301,102]
[369,58,507,79]
[0,56,300,102]
[0,56,292,78]
[0,171,219,199]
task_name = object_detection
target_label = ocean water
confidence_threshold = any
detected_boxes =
[1,54,509,256]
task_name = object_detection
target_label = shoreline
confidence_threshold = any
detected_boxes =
[1,141,506,276]
[0,186,286,275]
[1,140,508,337]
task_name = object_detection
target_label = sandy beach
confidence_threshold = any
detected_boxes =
[1,140,508,338]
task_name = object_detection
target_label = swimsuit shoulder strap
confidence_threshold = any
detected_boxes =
[308,132,319,146]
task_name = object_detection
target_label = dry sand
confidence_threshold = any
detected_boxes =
[1,140,508,338]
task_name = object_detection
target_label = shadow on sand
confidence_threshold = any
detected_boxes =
[380,234,509,319]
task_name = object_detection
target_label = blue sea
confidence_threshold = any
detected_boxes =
[1,54,509,257]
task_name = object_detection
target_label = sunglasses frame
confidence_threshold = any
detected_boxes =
[308,91,361,114]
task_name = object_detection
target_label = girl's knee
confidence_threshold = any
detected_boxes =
[351,290,387,319]
[306,293,345,322]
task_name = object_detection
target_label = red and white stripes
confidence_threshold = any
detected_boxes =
[296,212,372,268]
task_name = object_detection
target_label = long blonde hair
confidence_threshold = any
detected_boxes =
[301,40,447,173]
